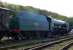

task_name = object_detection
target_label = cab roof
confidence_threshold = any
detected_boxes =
[0,7,14,12]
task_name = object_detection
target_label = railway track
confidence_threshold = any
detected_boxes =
[62,43,73,50]
[26,37,73,50]
[67,44,73,50]
[1,35,73,50]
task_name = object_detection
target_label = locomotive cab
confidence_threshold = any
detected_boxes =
[0,7,15,40]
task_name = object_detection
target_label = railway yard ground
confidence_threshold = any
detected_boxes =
[41,36,73,50]
[0,34,73,50]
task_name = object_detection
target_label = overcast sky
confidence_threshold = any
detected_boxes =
[1,0,73,17]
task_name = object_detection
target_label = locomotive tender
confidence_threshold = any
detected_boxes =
[0,7,69,40]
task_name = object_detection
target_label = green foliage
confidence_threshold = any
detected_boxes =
[66,17,73,28]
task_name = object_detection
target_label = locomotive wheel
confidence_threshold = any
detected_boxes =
[0,32,9,41]
[14,32,24,40]
[9,32,22,41]
[0,36,3,40]
[0,32,5,40]
[31,31,38,40]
